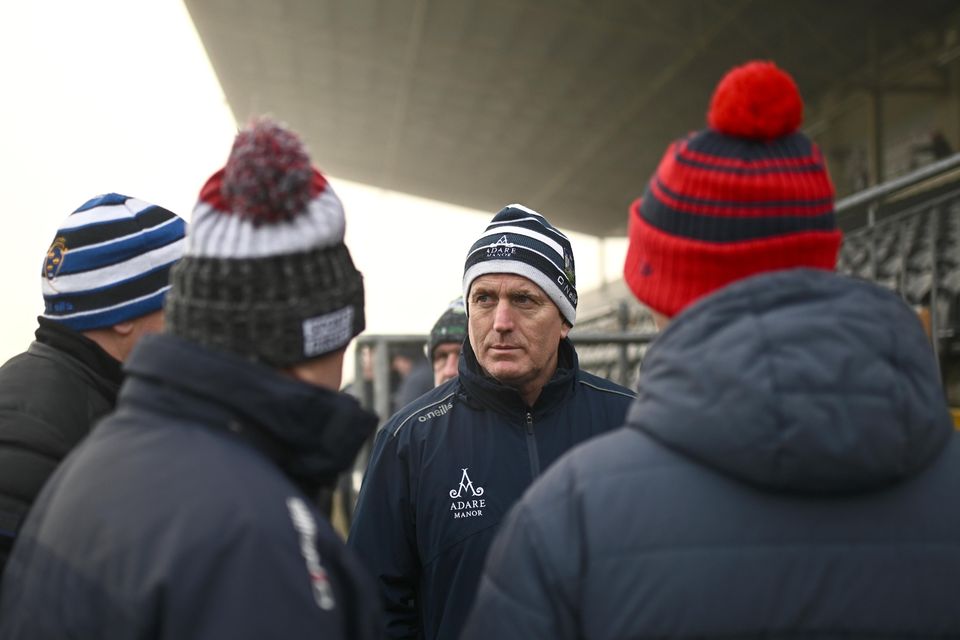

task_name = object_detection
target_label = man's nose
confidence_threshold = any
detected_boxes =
[441,352,458,379]
[492,299,514,332]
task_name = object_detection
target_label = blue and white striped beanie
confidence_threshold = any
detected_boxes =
[41,194,186,331]
[462,204,578,326]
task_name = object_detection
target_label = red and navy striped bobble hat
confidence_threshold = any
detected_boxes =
[624,60,843,318]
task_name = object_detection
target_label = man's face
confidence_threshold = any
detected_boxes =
[432,342,461,387]
[467,274,570,401]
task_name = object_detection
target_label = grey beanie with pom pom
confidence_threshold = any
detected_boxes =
[164,118,365,366]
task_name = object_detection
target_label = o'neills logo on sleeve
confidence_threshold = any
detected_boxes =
[418,401,453,423]
[449,468,485,519]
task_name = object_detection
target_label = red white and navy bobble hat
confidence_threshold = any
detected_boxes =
[41,194,186,331]
[624,60,843,318]
[463,204,578,325]
[164,118,365,366]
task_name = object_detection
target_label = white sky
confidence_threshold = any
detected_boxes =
[0,1,628,379]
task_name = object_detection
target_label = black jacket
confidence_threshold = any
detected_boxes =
[463,270,960,639]
[348,338,634,640]
[0,333,382,639]
[0,319,122,577]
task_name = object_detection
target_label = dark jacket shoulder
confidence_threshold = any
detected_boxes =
[464,270,960,639]
[0,320,121,576]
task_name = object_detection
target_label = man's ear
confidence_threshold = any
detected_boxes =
[560,321,572,339]
[112,321,134,336]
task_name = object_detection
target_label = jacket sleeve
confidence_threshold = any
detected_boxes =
[461,476,581,640]
[348,425,420,640]
[0,412,70,576]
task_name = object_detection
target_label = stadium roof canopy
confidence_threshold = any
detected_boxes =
[185,0,958,236]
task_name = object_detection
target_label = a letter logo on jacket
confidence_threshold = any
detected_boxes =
[449,468,486,520]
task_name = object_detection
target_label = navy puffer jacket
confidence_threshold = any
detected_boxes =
[463,269,960,639]
[0,334,382,640]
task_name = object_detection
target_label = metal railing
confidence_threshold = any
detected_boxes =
[350,328,657,423]
[835,152,960,368]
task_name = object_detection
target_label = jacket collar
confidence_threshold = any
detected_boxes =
[35,316,124,388]
[458,337,579,418]
[122,333,378,492]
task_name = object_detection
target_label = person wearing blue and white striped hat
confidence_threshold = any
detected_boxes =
[0,193,185,579]
[349,204,636,640]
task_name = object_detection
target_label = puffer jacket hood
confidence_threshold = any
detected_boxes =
[629,268,952,493]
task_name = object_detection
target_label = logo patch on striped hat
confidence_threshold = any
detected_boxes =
[486,235,516,258]
[563,245,576,286]
[44,237,68,282]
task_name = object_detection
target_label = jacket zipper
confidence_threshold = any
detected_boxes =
[524,411,541,479]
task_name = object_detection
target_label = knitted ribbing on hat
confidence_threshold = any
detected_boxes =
[189,121,346,258]
[463,204,578,325]
[623,60,842,317]
[165,118,364,366]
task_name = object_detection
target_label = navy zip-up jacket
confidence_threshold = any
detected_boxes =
[347,337,634,640]
[0,334,383,640]
[463,270,960,639]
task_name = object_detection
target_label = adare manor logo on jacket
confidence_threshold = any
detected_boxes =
[449,468,485,519]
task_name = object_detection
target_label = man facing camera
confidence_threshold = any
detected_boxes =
[349,204,634,640]
[428,296,467,387]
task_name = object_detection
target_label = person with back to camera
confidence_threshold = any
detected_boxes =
[0,119,383,639]
[348,204,635,640]
[0,194,185,583]
[390,343,434,411]
[461,60,960,640]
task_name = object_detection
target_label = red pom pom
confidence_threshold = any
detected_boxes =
[222,117,314,224]
[707,61,803,140]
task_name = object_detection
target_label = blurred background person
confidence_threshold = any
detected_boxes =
[428,297,467,387]
[390,343,433,411]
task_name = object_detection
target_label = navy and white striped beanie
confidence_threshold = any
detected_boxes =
[463,204,577,325]
[41,194,186,331]
[164,118,365,367]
